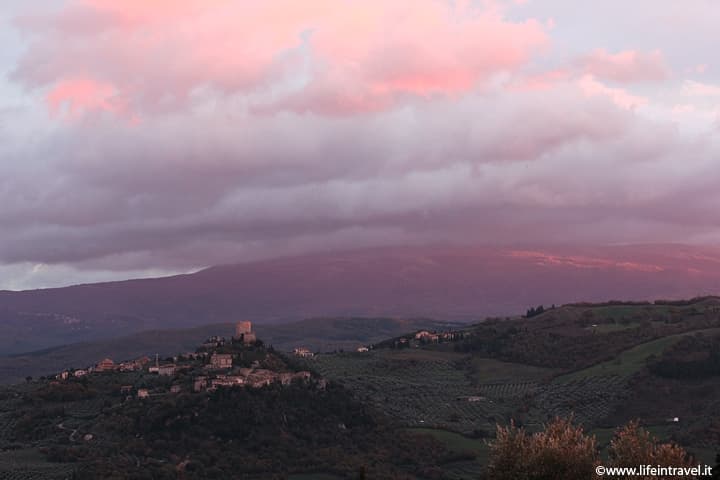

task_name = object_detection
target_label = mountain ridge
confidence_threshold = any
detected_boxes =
[1,244,719,354]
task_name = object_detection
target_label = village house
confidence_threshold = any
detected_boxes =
[246,369,276,388]
[74,369,88,377]
[202,336,226,348]
[118,362,137,372]
[293,347,314,358]
[210,353,233,369]
[95,358,116,372]
[210,375,245,389]
[158,364,177,376]
[135,356,151,365]
[293,371,311,381]
[137,388,150,399]
[56,371,69,381]
[170,384,182,394]
[120,385,133,394]
[356,346,369,353]
[415,331,439,342]
[193,376,208,392]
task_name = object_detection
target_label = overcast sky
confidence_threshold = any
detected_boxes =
[1,0,719,290]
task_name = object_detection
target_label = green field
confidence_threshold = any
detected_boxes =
[409,428,488,455]
[585,322,640,333]
[409,428,490,480]
[556,327,720,382]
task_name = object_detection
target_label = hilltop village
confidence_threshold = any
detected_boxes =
[50,321,318,398]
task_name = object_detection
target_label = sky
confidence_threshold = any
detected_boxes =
[0,0,719,290]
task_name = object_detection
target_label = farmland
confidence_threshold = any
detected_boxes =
[309,350,508,433]
[302,299,720,475]
[0,298,719,478]
[557,327,720,382]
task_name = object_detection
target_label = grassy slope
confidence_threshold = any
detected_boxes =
[556,327,720,382]
[408,428,489,480]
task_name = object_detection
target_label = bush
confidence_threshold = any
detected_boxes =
[487,417,598,480]
[609,421,695,479]
[487,418,696,480]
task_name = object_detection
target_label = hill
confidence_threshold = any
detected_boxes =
[0,298,719,478]
[1,244,720,354]
[303,298,720,476]
[0,340,449,479]
[0,317,458,384]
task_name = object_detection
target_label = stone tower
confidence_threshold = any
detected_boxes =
[235,321,252,337]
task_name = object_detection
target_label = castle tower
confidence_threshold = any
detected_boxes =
[235,321,252,337]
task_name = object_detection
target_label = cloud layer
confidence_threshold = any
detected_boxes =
[1,0,720,289]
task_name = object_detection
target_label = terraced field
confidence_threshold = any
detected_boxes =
[309,347,638,434]
[63,397,106,419]
[530,375,629,427]
[476,381,539,399]
[470,357,557,383]
[309,350,508,432]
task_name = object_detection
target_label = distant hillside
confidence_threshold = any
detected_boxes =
[0,342,446,479]
[0,317,457,384]
[1,244,719,354]
[307,297,720,471]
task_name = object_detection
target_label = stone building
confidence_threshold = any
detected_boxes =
[210,353,233,369]
[293,347,314,358]
[193,376,208,392]
[235,321,252,336]
[235,321,257,344]
[95,358,116,372]
[158,364,177,376]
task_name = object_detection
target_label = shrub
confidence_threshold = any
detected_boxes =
[608,421,695,479]
[487,417,598,480]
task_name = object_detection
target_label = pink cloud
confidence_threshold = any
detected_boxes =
[506,250,665,272]
[14,0,548,117]
[682,80,720,97]
[46,76,138,122]
[575,49,670,83]
[577,74,647,109]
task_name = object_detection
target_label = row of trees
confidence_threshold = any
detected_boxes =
[487,417,719,479]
